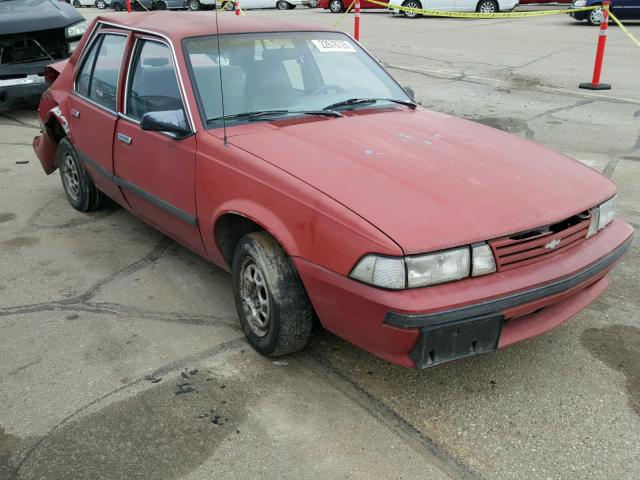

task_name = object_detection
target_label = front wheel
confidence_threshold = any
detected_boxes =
[95,0,107,7]
[156,0,167,8]
[73,0,81,7]
[223,0,235,9]
[329,0,343,12]
[232,232,314,357]
[587,6,606,25]
[276,0,289,9]
[112,1,123,10]
[308,0,318,7]
[476,0,498,13]
[57,138,105,212]
[188,0,201,9]
[402,0,422,17]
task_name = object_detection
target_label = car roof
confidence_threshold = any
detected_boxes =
[95,12,332,42]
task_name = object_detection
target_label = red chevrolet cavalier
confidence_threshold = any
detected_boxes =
[33,13,633,368]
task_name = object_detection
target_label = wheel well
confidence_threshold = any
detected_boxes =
[215,213,265,268]
[45,117,66,145]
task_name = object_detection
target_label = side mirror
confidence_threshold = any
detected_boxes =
[404,86,416,101]
[140,110,191,138]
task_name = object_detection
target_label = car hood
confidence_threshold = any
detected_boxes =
[0,0,83,35]
[226,108,615,254]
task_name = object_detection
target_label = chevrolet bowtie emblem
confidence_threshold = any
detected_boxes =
[545,239,561,250]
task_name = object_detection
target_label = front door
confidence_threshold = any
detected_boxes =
[113,37,204,255]
[68,31,129,206]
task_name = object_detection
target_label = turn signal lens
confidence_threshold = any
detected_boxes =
[471,243,496,276]
[598,195,616,230]
[350,255,406,289]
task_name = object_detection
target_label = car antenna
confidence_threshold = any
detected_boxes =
[214,3,228,144]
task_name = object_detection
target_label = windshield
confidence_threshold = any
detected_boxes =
[184,32,412,126]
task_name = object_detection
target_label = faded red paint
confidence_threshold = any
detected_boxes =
[33,14,633,368]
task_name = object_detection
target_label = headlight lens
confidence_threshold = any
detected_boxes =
[406,248,470,288]
[573,0,587,6]
[587,196,616,238]
[349,244,495,289]
[65,21,87,39]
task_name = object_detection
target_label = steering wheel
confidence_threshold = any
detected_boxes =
[312,84,346,95]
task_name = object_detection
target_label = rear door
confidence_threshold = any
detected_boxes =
[68,31,130,206]
[611,0,640,19]
[113,36,204,254]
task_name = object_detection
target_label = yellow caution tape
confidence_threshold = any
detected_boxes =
[609,11,640,48]
[366,0,597,19]
[332,0,357,28]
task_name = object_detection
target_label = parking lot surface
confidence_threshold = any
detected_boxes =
[1,7,639,480]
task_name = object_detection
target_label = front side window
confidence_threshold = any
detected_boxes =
[76,34,127,111]
[184,32,411,126]
[126,40,184,121]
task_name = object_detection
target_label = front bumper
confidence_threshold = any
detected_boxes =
[0,77,47,110]
[570,9,589,21]
[294,219,633,368]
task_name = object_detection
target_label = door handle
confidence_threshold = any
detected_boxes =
[71,109,80,118]
[117,133,132,145]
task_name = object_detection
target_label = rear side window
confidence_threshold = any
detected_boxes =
[76,34,127,112]
[126,40,184,121]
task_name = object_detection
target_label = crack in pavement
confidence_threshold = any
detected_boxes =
[302,349,482,480]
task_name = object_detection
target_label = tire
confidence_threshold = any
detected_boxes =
[56,138,105,213]
[156,0,167,8]
[276,0,289,9]
[112,1,123,10]
[95,0,107,8]
[476,0,498,13]
[223,0,235,9]
[73,0,81,7]
[587,6,605,25]
[402,0,421,17]
[188,0,201,9]
[232,232,314,357]
[308,0,318,7]
[329,0,343,12]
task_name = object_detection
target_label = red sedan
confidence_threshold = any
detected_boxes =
[34,13,632,368]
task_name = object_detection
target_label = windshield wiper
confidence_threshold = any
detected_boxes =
[323,98,417,111]
[207,109,342,123]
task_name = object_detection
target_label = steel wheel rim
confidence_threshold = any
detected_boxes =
[479,2,495,12]
[63,154,80,201]
[240,260,271,337]
[590,8,604,24]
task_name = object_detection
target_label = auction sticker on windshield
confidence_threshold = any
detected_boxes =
[311,39,356,53]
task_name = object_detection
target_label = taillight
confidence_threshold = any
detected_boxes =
[44,66,60,85]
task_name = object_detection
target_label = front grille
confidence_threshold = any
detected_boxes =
[489,212,591,271]
[0,28,68,66]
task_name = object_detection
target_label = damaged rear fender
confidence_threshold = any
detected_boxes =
[34,93,71,174]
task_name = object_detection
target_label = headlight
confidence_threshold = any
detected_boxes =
[349,243,495,290]
[406,247,470,288]
[573,0,587,6]
[65,21,87,39]
[587,195,616,237]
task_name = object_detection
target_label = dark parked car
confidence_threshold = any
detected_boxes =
[0,0,86,110]
[570,0,640,24]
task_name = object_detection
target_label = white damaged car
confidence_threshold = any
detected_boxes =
[388,0,519,18]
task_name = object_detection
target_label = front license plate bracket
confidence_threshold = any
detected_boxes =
[410,314,503,368]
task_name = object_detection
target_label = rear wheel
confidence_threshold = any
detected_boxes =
[476,0,498,13]
[188,0,201,9]
[156,0,167,8]
[95,0,107,7]
[57,138,105,213]
[276,0,289,9]
[402,0,421,17]
[112,1,123,10]
[73,0,81,7]
[329,0,343,12]
[232,232,314,357]
[223,0,235,9]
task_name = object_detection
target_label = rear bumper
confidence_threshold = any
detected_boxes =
[295,219,633,368]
